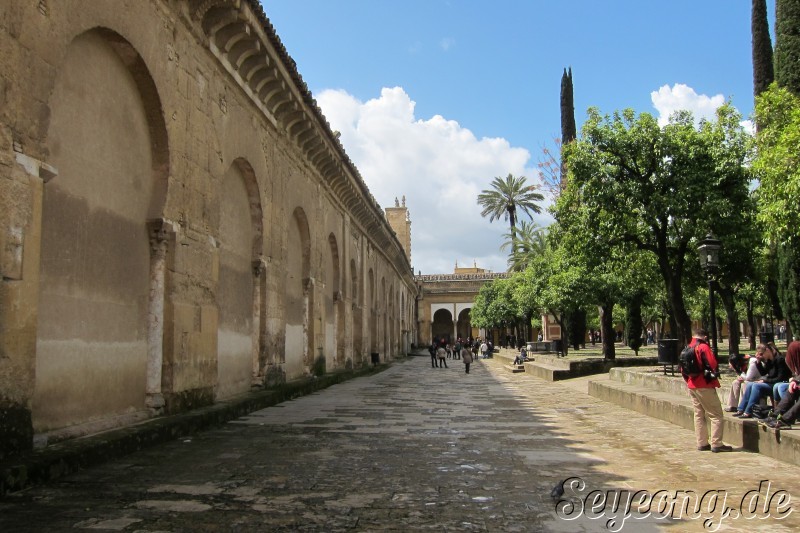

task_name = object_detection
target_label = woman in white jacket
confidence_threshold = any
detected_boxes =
[725,345,766,412]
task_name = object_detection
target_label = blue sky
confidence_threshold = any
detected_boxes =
[261,1,775,275]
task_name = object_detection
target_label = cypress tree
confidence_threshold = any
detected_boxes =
[775,0,800,95]
[560,68,583,350]
[754,0,781,333]
[752,0,775,97]
[560,67,576,144]
[559,68,576,189]
[773,0,800,337]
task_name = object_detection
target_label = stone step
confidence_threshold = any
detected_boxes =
[497,350,660,381]
[506,364,526,373]
[608,366,745,409]
[521,361,573,381]
[588,374,800,466]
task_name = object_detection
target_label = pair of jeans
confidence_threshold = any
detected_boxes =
[738,382,773,415]
[774,382,790,404]
[775,388,800,423]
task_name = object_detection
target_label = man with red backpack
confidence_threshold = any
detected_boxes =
[684,328,733,453]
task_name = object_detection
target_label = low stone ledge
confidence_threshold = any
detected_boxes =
[0,364,388,497]
[588,377,800,466]
[609,367,739,406]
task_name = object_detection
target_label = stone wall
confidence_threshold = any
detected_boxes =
[0,0,416,457]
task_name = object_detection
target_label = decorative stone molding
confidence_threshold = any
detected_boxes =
[193,0,413,285]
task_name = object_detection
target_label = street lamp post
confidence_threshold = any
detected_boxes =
[697,232,722,358]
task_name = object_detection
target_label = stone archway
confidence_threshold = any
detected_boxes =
[457,307,473,340]
[285,207,312,375]
[432,309,454,344]
[328,233,345,369]
[215,159,263,399]
[35,28,169,433]
[351,258,362,365]
[368,269,376,353]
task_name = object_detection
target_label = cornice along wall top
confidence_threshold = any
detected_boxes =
[188,0,412,282]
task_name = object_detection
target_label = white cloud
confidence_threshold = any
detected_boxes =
[316,87,548,275]
[650,83,726,127]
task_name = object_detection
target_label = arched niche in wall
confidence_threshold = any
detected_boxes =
[35,28,169,434]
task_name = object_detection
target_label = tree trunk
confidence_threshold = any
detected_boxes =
[719,287,741,355]
[600,303,616,360]
[666,273,692,343]
[550,310,569,357]
[746,297,757,350]
[655,247,692,343]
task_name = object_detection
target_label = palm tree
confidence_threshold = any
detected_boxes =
[477,173,544,245]
[500,221,547,272]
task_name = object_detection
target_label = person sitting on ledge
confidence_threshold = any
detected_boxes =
[762,341,800,429]
[513,346,528,365]
[725,346,766,412]
[733,342,790,419]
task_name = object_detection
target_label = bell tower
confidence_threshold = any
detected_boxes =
[385,195,412,264]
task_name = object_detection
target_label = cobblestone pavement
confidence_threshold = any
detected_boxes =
[2,355,800,532]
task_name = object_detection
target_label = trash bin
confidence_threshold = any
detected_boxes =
[658,339,679,375]
[552,339,563,356]
[370,352,380,366]
[759,332,774,345]
[657,339,679,365]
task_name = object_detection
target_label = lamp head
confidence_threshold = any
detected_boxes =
[697,232,722,271]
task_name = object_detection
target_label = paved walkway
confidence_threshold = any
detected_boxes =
[2,356,800,532]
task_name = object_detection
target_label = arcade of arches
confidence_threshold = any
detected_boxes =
[416,267,510,346]
[0,0,416,457]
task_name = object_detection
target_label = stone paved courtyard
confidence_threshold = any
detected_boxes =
[2,355,800,532]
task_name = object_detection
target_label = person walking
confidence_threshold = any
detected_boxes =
[429,342,438,368]
[461,345,473,374]
[437,345,448,368]
[684,328,732,453]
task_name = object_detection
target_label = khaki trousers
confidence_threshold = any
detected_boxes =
[688,387,724,448]
[727,379,744,409]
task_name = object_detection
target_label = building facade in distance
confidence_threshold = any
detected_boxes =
[415,264,509,346]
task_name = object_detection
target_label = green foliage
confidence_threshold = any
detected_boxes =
[754,85,800,242]
[752,0,775,97]
[471,277,518,329]
[477,174,544,242]
[500,220,547,272]
[561,67,577,143]
[775,0,800,96]
[777,238,800,332]
[562,104,754,341]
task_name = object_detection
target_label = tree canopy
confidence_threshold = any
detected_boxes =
[563,105,753,342]
[477,174,544,245]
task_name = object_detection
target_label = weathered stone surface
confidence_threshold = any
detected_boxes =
[3,355,800,531]
[0,0,416,452]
